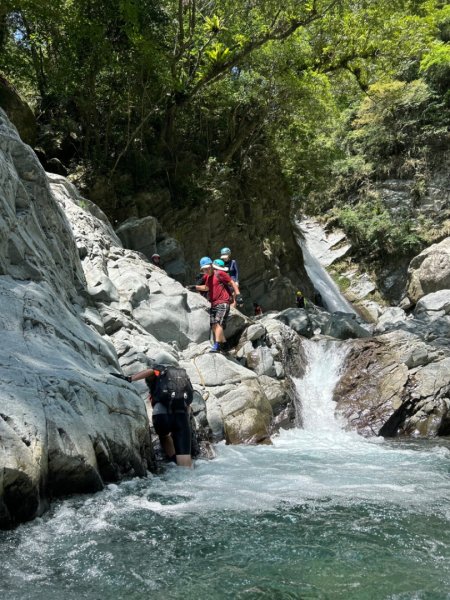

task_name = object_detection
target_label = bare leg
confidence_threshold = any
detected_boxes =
[159,434,175,459]
[176,454,192,468]
[212,323,226,343]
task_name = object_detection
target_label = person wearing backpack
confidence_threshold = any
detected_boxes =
[191,256,242,352]
[220,247,239,283]
[112,355,193,467]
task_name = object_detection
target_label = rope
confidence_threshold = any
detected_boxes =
[192,353,210,402]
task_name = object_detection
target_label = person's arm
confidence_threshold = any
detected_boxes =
[188,274,208,292]
[233,260,239,284]
[130,368,155,382]
[230,279,240,297]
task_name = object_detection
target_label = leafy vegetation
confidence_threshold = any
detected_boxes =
[0,0,448,253]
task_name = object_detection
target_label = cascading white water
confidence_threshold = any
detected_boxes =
[294,338,348,432]
[294,218,357,314]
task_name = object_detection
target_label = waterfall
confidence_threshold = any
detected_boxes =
[294,218,357,314]
[294,338,349,432]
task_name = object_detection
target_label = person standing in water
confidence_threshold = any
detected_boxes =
[111,354,193,467]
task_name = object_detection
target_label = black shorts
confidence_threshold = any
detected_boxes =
[152,411,191,456]
[210,302,230,327]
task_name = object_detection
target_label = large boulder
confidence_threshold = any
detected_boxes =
[335,330,450,437]
[0,76,36,145]
[116,216,187,282]
[116,216,158,259]
[276,307,370,340]
[407,237,450,303]
[415,290,450,316]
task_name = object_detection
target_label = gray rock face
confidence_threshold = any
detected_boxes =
[1,109,304,527]
[0,110,154,528]
[415,290,450,315]
[276,308,371,340]
[50,169,302,452]
[116,216,187,282]
[335,330,450,437]
[407,237,450,303]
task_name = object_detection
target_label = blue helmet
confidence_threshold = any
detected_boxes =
[213,259,227,271]
[199,256,213,268]
[220,247,231,255]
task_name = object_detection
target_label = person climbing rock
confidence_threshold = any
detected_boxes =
[192,256,241,352]
[212,259,244,308]
[296,290,305,309]
[151,253,161,267]
[220,247,239,283]
[111,355,193,468]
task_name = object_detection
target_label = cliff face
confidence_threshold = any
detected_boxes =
[0,110,154,528]
[117,153,314,311]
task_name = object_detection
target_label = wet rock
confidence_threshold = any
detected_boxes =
[220,380,273,444]
[335,330,450,437]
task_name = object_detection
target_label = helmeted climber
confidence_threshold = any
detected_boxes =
[296,290,305,309]
[190,256,241,352]
[111,353,193,467]
[220,247,239,283]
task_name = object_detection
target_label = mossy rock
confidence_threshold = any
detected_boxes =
[0,76,36,145]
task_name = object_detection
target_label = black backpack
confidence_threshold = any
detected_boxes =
[146,365,193,411]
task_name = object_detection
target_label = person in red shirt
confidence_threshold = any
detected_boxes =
[193,256,242,352]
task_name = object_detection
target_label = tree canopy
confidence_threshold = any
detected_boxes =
[0,1,448,223]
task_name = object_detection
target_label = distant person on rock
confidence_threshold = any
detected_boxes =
[253,302,263,316]
[296,290,305,309]
[314,290,323,307]
[220,247,239,283]
[191,256,241,352]
[111,355,193,468]
[151,253,161,267]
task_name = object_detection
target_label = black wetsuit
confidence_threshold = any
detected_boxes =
[148,368,193,456]
[152,408,191,456]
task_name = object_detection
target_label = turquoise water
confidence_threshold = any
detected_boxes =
[1,431,450,600]
[2,340,450,599]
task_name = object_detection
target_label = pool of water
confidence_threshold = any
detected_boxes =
[2,340,450,599]
[1,430,450,600]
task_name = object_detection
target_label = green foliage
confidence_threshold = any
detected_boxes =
[333,198,425,260]
[0,0,447,233]
[420,42,450,92]
[349,80,432,163]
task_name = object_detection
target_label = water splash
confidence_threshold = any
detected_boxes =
[294,338,349,432]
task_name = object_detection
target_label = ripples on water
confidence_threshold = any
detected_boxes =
[2,433,450,600]
[2,340,450,599]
